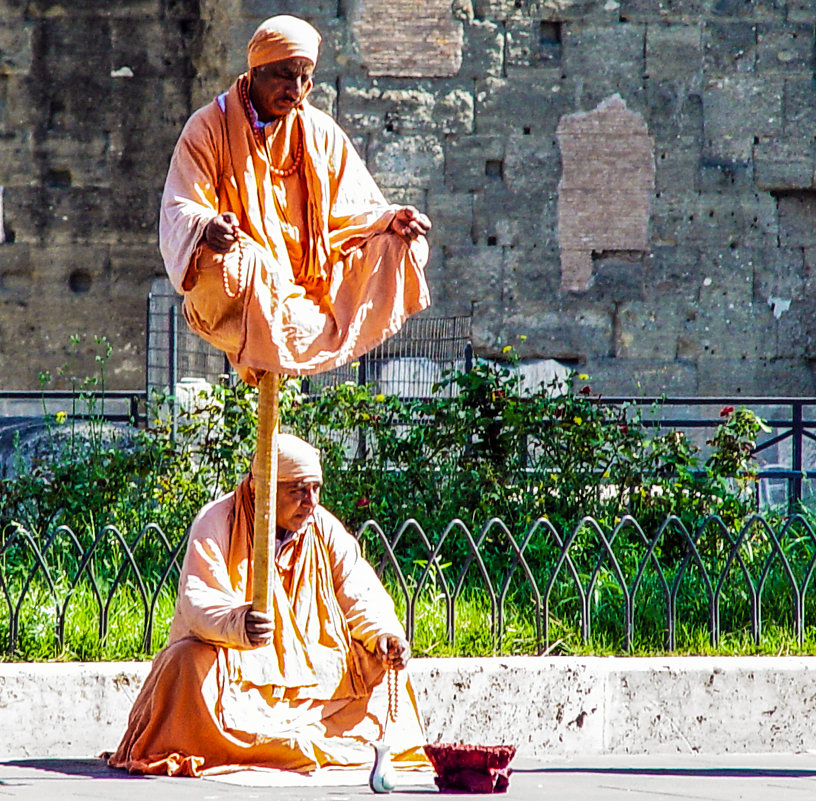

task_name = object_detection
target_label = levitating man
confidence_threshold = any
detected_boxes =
[159,14,431,384]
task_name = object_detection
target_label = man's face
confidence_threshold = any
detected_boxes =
[250,56,314,122]
[276,479,322,532]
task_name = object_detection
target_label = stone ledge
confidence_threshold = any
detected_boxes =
[3,657,816,759]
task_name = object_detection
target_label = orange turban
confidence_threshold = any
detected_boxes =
[247,15,321,69]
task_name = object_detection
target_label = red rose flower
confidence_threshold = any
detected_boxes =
[579,385,592,395]
[720,406,735,417]
[355,497,371,509]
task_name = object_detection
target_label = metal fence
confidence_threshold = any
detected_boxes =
[146,278,473,402]
[3,513,816,659]
[601,397,816,510]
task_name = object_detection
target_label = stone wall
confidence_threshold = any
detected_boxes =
[6,657,816,759]
[0,0,814,393]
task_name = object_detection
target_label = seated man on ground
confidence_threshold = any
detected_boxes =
[109,434,428,776]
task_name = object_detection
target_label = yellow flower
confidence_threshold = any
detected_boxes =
[502,345,512,354]
[518,334,527,341]
[350,361,360,369]
[375,393,385,403]
[573,416,583,425]
[55,411,68,424]
[578,373,589,380]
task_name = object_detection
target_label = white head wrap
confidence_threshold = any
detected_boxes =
[276,433,323,483]
[247,15,321,70]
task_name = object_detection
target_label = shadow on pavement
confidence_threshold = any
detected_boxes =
[1,758,144,779]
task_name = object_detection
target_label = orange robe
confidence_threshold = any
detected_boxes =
[160,77,430,383]
[109,478,428,776]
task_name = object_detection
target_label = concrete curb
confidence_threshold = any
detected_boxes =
[3,657,816,759]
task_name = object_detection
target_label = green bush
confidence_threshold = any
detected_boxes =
[1,337,790,660]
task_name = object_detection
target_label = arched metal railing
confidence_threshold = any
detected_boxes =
[2,514,816,659]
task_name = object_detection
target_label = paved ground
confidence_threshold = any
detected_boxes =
[3,754,816,800]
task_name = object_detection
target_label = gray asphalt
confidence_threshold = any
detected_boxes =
[3,754,816,800]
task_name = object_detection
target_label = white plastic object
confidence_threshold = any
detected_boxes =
[369,741,396,794]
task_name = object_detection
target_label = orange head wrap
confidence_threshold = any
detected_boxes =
[247,15,321,69]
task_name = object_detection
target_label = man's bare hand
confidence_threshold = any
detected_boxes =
[245,609,274,647]
[375,633,411,671]
[389,206,431,243]
[204,212,240,253]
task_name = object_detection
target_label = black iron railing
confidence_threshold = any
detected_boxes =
[600,397,816,510]
[3,514,816,660]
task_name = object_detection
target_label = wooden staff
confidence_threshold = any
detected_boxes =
[251,371,280,612]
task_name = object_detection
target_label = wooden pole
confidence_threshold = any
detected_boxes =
[252,371,280,613]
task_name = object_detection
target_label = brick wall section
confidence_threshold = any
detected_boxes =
[1,0,815,394]
[557,95,654,293]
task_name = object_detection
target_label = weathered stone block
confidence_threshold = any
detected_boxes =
[2,186,44,243]
[756,23,814,74]
[0,131,35,185]
[501,243,560,307]
[654,191,776,249]
[696,157,757,192]
[643,246,701,304]
[644,80,703,141]
[680,301,762,362]
[341,82,473,137]
[108,243,163,298]
[787,0,816,23]
[473,186,551,248]
[702,21,757,75]
[587,356,698,395]
[504,133,560,192]
[652,134,701,197]
[0,242,33,295]
[750,246,806,307]
[426,190,474,246]
[782,78,816,142]
[459,19,504,80]
[615,301,684,360]
[475,76,570,136]
[444,134,504,192]
[698,246,756,306]
[369,132,445,189]
[702,75,782,162]
[646,21,702,80]
[503,295,614,357]
[592,253,646,303]
[755,358,816,393]
[440,244,504,316]
[308,81,337,118]
[433,88,475,135]
[37,133,111,188]
[0,18,33,75]
[754,138,814,191]
[505,19,562,71]
[562,23,646,92]
[777,192,816,248]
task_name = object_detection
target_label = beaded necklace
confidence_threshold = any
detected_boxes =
[238,75,304,177]
[386,668,398,724]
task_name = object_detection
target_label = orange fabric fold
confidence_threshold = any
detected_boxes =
[108,480,429,776]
